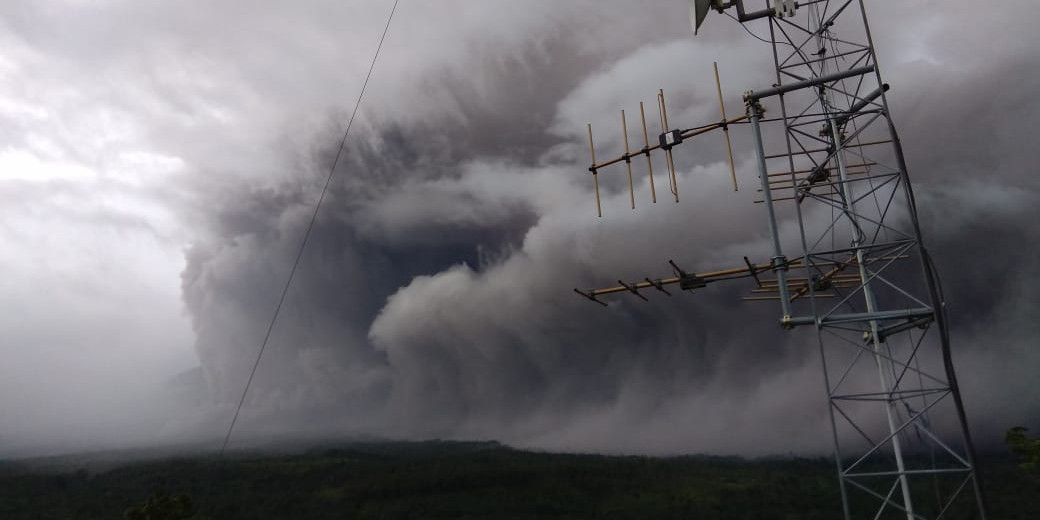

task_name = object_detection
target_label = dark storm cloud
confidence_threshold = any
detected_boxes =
[174,2,817,451]
[206,0,1040,455]
[174,1,1040,454]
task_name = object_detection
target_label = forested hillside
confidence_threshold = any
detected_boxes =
[1,441,1035,519]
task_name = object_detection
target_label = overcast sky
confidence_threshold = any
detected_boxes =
[1,0,1038,458]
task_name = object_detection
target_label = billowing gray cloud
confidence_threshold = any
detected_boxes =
[1,0,1038,457]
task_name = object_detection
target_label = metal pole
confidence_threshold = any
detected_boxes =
[746,66,876,102]
[830,113,916,520]
[768,13,851,517]
[814,4,914,513]
[749,102,792,322]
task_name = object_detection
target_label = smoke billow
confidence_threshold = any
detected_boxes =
[175,2,1040,455]
[2,0,1036,457]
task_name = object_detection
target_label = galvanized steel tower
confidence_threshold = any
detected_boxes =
[577,1,988,518]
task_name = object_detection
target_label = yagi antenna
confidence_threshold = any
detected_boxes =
[581,68,749,216]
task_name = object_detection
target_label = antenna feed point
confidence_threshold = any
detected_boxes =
[658,129,684,150]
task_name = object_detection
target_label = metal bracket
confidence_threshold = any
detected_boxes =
[811,274,832,291]
[680,274,708,291]
[658,129,684,150]
[669,259,707,291]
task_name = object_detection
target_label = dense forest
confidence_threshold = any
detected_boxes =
[0,441,1035,519]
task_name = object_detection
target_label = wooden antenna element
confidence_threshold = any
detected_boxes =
[639,102,658,204]
[714,62,738,191]
[580,73,751,214]
[658,89,679,203]
[621,110,635,209]
[587,123,602,217]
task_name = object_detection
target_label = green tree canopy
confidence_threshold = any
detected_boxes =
[1006,426,1040,473]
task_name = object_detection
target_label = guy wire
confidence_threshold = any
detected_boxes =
[219,0,402,456]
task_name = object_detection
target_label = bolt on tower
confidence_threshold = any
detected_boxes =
[575,1,988,518]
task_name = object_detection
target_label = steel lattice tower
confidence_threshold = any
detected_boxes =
[575,2,988,518]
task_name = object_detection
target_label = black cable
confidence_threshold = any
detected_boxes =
[219,0,402,456]
[725,12,773,45]
[923,215,991,516]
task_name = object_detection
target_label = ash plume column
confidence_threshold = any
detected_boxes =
[165,0,1040,462]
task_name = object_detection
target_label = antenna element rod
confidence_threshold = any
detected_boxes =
[621,109,635,209]
[659,89,679,202]
[587,123,602,217]
[640,102,658,203]
[714,62,739,191]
